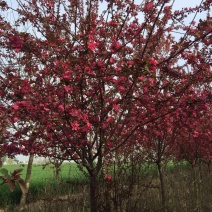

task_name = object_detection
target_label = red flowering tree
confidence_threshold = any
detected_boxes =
[173,91,212,165]
[136,115,176,210]
[0,104,9,153]
[134,86,212,210]
[0,0,212,210]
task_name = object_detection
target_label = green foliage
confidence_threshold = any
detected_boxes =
[0,168,9,176]
[0,167,26,195]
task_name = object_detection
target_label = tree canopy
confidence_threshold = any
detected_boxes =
[0,1,211,210]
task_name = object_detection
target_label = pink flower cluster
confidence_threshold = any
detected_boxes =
[149,58,158,66]
[8,34,23,53]
[143,2,154,12]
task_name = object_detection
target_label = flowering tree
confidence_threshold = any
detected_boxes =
[0,0,212,210]
[173,94,212,165]
[136,87,212,210]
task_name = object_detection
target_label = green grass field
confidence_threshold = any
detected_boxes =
[0,163,88,208]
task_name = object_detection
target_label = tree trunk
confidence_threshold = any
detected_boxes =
[194,162,202,212]
[89,172,98,212]
[157,162,166,212]
[19,154,34,210]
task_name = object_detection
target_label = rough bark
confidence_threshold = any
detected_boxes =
[157,162,166,212]
[19,154,34,211]
[89,172,98,212]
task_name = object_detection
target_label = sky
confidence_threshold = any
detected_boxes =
[4,0,210,21]
[2,0,211,162]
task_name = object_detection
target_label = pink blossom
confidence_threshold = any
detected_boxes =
[71,121,79,131]
[143,2,154,12]
[113,104,120,112]
[128,60,134,66]
[64,85,73,93]
[110,41,122,52]
[138,76,145,81]
[8,34,23,53]
[149,58,158,66]
[13,117,19,122]
[88,41,98,52]
[13,103,19,110]
[58,105,64,112]
[72,153,79,159]
[109,57,116,63]
[164,6,171,12]
[44,107,50,111]
[86,120,91,129]
[48,2,54,7]
[118,86,125,92]
[106,141,113,148]
[193,131,199,138]
[149,78,155,86]
[105,174,112,181]
[70,109,79,117]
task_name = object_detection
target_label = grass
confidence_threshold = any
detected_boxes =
[0,163,88,208]
[2,162,86,182]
